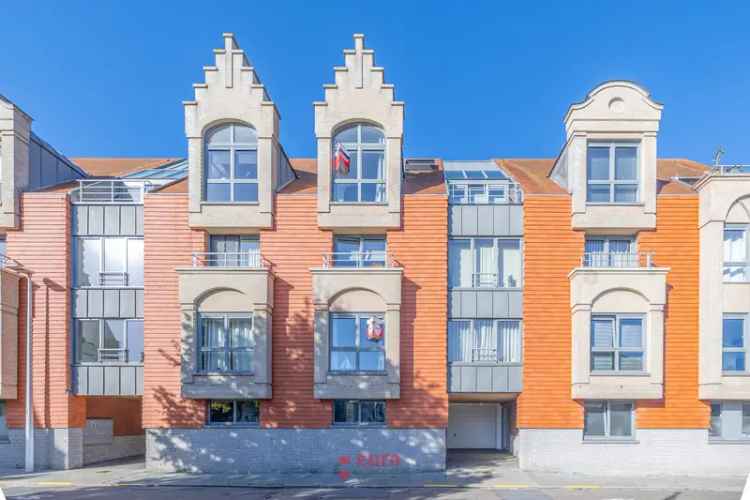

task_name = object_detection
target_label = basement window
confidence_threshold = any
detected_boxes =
[333,400,386,426]
[583,401,634,440]
[207,400,259,426]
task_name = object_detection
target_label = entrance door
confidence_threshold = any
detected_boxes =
[447,403,497,449]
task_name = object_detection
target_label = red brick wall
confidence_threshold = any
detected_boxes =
[5,192,85,429]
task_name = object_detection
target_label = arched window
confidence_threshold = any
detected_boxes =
[204,123,258,202]
[331,123,385,203]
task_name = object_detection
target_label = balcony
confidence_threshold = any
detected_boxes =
[176,250,274,399]
[0,262,20,399]
[72,364,143,396]
[71,180,144,204]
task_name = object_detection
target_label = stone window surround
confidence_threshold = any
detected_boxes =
[570,267,668,400]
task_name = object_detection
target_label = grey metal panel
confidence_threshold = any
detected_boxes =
[119,289,136,318]
[476,206,494,235]
[135,289,144,318]
[507,291,523,318]
[507,366,523,392]
[87,289,104,317]
[136,366,144,394]
[88,366,104,396]
[135,206,144,235]
[449,206,461,235]
[74,366,87,394]
[475,290,493,317]
[103,289,120,317]
[104,366,121,394]
[73,206,88,236]
[459,366,476,392]
[104,206,120,235]
[462,206,478,235]
[476,366,493,392]
[491,291,509,317]
[72,365,144,396]
[73,289,87,318]
[491,206,507,236]
[491,366,509,392]
[509,205,524,235]
[120,206,137,235]
[462,291,477,317]
[448,363,523,393]
[448,366,460,392]
[88,206,104,235]
[120,366,136,395]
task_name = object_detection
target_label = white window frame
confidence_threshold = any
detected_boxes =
[206,400,260,426]
[75,318,144,364]
[722,314,748,374]
[448,237,523,289]
[329,312,386,374]
[197,312,255,375]
[332,400,386,427]
[708,402,750,441]
[448,319,523,364]
[203,123,259,204]
[74,236,144,288]
[724,224,749,283]
[331,123,386,204]
[586,141,640,204]
[448,182,510,205]
[207,234,260,267]
[332,235,387,267]
[583,400,635,440]
[584,236,637,267]
[590,314,646,373]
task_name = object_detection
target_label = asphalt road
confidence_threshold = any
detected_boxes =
[3,485,742,499]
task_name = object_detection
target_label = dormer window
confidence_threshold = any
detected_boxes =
[331,123,385,203]
[586,142,639,204]
[204,123,258,203]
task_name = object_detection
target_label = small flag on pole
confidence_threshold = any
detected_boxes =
[367,316,384,341]
[333,143,351,174]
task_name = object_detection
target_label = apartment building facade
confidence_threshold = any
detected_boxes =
[0,33,748,476]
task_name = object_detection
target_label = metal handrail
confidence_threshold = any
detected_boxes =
[192,251,266,268]
[73,180,144,204]
[581,251,655,268]
[322,251,397,268]
[449,182,524,204]
[99,271,129,286]
[472,347,499,362]
[712,164,750,175]
[0,253,22,270]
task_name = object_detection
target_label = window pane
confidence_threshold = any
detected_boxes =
[234,183,258,202]
[331,316,356,347]
[126,320,144,363]
[723,352,746,372]
[488,185,505,203]
[333,400,357,423]
[609,403,632,437]
[592,352,615,371]
[127,239,144,286]
[449,240,472,288]
[724,229,747,262]
[333,153,358,180]
[229,318,253,348]
[710,403,722,437]
[359,316,385,348]
[359,351,385,371]
[449,184,466,204]
[587,184,611,203]
[723,318,744,348]
[360,401,386,424]
[334,126,357,144]
[332,183,358,202]
[233,125,257,145]
[77,320,100,362]
[724,265,747,282]
[333,238,360,267]
[362,239,386,267]
[584,402,605,436]
[361,183,385,202]
[102,320,125,361]
[591,318,614,348]
[236,400,259,423]
[208,401,233,424]
[104,238,126,274]
[614,184,638,203]
[587,147,610,180]
[362,152,384,180]
[232,351,252,372]
[235,150,257,179]
[206,125,231,145]
[614,147,638,180]
[743,404,750,435]
[331,351,356,371]
[475,239,497,287]
[206,183,230,202]
[498,239,522,288]
[202,318,226,348]
[361,125,384,144]
[619,318,643,348]
[207,150,230,179]
[468,184,487,204]
[619,352,643,371]
[76,238,101,286]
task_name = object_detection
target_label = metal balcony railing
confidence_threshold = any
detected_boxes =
[0,253,22,270]
[711,164,750,176]
[191,251,267,268]
[322,251,398,269]
[98,271,129,287]
[470,272,522,288]
[72,180,144,204]
[581,251,655,268]
[448,182,523,205]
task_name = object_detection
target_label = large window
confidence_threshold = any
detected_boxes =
[724,225,749,282]
[208,235,260,267]
[709,402,750,441]
[584,401,634,439]
[333,400,385,426]
[449,238,522,288]
[591,315,645,372]
[586,143,639,203]
[331,123,385,203]
[198,313,254,373]
[75,319,144,363]
[723,316,747,373]
[204,123,258,203]
[74,237,144,287]
[332,236,386,267]
[584,237,636,267]
[449,183,512,204]
[207,400,259,426]
[448,319,522,363]
[330,313,385,372]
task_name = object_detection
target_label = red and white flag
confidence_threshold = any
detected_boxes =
[333,143,351,174]
[367,316,384,341]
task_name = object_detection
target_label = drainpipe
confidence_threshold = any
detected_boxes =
[19,272,33,472]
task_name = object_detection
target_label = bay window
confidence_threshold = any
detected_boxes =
[330,313,385,372]
[333,400,385,426]
[448,319,522,363]
[448,238,522,288]
[331,123,385,203]
[724,225,749,282]
[591,315,645,372]
[74,236,143,287]
[584,401,634,439]
[198,313,254,373]
[586,142,639,203]
[207,400,259,425]
[723,315,747,373]
[204,123,259,203]
[75,319,144,363]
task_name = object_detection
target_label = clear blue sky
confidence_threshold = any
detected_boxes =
[2,1,749,164]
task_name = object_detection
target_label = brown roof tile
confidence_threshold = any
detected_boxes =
[71,157,182,177]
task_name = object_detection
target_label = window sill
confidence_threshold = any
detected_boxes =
[449,287,523,292]
[582,438,639,444]
[328,371,388,376]
[204,423,260,429]
[723,281,750,284]
[201,202,260,206]
[194,372,255,377]
[590,371,649,377]
[720,372,750,377]
[332,423,387,429]
[708,438,750,445]
[449,361,522,367]
[585,202,644,207]
[329,202,388,206]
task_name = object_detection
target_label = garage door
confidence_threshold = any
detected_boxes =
[447,404,497,449]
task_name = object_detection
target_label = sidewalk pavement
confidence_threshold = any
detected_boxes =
[0,458,746,494]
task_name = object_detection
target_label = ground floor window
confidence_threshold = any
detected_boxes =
[207,400,260,425]
[709,402,750,440]
[583,401,634,439]
[333,400,386,426]
[75,319,144,363]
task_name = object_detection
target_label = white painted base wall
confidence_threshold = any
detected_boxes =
[519,428,750,476]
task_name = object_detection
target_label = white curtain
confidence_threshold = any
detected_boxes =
[476,239,496,287]
[449,240,472,287]
[448,321,472,362]
[498,320,522,363]
[725,229,747,262]
[499,239,522,288]
[475,320,496,361]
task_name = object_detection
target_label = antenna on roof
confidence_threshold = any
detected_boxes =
[713,146,725,168]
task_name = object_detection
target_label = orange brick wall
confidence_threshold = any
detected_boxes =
[517,195,583,429]
[86,397,143,436]
[637,195,708,428]
[388,194,448,428]
[5,192,86,429]
[142,194,205,428]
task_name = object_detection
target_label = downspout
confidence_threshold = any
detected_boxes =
[23,272,33,472]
